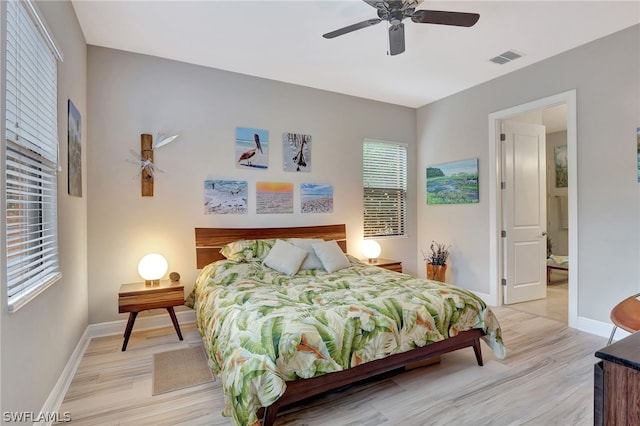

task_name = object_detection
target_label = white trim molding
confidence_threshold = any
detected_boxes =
[35,327,90,426]
[488,90,578,328]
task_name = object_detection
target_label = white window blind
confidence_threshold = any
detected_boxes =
[5,0,61,312]
[363,140,407,238]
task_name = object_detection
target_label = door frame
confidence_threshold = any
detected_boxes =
[487,90,578,328]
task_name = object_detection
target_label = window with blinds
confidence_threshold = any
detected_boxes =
[363,140,407,238]
[5,0,62,312]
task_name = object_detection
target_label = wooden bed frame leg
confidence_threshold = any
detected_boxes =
[472,338,483,366]
[262,405,279,426]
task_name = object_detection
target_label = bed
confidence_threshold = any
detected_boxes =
[547,254,569,284]
[188,224,505,426]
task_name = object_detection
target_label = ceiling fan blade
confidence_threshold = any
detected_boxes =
[323,18,382,39]
[388,23,405,56]
[411,10,480,27]
[363,1,388,9]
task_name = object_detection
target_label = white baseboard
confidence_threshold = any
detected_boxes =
[36,327,91,426]
[88,309,196,338]
[576,315,629,341]
[39,310,196,425]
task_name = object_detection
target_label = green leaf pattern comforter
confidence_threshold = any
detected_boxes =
[189,256,505,425]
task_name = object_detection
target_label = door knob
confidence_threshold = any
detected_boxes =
[541,232,547,237]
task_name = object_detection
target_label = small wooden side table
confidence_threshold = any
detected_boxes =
[366,258,403,273]
[118,280,185,351]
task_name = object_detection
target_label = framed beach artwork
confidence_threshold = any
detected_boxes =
[426,158,479,205]
[67,99,82,197]
[554,145,568,188]
[204,179,247,214]
[236,127,268,169]
[283,132,311,172]
[256,182,293,214]
[301,183,333,213]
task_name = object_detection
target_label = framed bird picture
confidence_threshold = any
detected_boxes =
[283,132,311,172]
[204,179,247,214]
[236,127,268,169]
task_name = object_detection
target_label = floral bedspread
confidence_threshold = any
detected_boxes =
[188,256,505,425]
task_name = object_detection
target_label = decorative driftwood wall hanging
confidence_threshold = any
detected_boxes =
[141,133,154,196]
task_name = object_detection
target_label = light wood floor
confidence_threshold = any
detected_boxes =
[508,270,569,323]
[57,303,606,426]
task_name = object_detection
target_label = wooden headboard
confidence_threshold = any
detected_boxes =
[195,224,347,269]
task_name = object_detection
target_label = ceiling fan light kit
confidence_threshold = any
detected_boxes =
[322,0,480,56]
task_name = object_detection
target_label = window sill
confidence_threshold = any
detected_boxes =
[7,272,62,313]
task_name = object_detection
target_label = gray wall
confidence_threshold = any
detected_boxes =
[1,0,88,418]
[86,46,417,324]
[417,25,640,323]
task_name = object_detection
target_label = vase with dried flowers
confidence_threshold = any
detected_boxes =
[422,241,451,282]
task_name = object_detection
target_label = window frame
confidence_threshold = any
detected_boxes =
[363,139,408,239]
[3,0,63,313]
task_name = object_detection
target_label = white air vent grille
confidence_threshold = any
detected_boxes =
[490,50,523,64]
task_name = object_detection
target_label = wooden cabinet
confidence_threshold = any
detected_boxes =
[595,332,640,425]
[118,280,184,351]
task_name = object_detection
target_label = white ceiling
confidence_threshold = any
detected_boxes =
[71,1,640,108]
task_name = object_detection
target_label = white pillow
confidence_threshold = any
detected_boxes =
[312,240,351,273]
[288,238,324,270]
[263,239,308,276]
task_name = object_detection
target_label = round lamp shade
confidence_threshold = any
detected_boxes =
[138,253,168,281]
[362,240,381,260]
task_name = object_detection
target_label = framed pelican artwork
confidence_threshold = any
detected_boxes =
[236,127,268,169]
[283,132,311,172]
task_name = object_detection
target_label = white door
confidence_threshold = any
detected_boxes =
[502,120,547,304]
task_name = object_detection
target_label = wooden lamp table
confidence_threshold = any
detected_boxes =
[366,258,403,273]
[118,280,185,351]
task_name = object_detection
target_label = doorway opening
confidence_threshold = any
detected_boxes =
[488,90,578,328]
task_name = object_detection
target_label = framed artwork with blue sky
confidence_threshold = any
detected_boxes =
[426,158,479,204]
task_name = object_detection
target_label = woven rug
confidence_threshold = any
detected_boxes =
[152,345,214,395]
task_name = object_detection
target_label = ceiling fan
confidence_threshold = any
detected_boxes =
[322,0,480,56]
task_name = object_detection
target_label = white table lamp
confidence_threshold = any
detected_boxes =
[138,253,168,286]
[362,240,381,263]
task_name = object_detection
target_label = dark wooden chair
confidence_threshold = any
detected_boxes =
[608,293,640,345]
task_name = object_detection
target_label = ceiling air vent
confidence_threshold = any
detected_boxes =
[489,50,523,65]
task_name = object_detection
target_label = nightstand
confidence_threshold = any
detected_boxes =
[118,280,185,351]
[367,258,403,273]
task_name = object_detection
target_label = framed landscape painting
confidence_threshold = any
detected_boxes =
[554,145,568,188]
[301,183,333,213]
[67,99,82,197]
[256,182,293,214]
[426,158,479,204]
